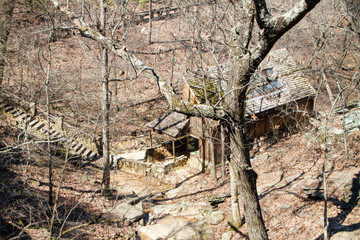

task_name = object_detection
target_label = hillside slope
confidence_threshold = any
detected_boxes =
[1,106,359,239]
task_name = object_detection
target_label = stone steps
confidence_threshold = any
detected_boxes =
[83,149,93,158]
[1,99,187,176]
[40,127,49,134]
[132,0,216,25]
[33,122,45,130]
[16,114,29,121]
[73,142,83,152]
[0,102,7,108]
[14,111,26,118]
[9,108,19,115]
[78,146,87,155]
[0,100,98,161]
[4,105,14,112]
[29,119,39,127]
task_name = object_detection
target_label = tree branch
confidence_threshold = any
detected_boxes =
[251,0,321,70]
[254,0,273,29]
[49,0,225,120]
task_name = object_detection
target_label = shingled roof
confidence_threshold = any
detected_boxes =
[146,112,189,138]
[183,65,228,105]
[183,48,316,116]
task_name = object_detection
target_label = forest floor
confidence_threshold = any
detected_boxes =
[1,109,360,240]
[2,1,359,239]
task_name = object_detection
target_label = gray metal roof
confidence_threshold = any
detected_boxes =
[245,48,316,115]
[183,48,316,116]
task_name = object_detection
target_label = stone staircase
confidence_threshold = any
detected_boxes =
[132,6,180,25]
[131,0,216,25]
[0,99,97,161]
[0,96,188,178]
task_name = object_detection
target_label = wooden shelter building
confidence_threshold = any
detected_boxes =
[147,48,316,166]
[146,112,191,160]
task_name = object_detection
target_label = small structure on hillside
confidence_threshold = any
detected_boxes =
[146,48,316,169]
[146,112,191,160]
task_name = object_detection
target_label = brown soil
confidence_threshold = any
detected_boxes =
[1,111,359,239]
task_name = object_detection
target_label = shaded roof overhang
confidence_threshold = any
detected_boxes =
[146,112,190,139]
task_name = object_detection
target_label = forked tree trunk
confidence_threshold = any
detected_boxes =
[224,38,267,238]
[49,1,321,238]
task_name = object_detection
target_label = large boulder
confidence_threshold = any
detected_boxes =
[204,209,224,225]
[138,219,208,240]
[340,173,360,209]
[331,228,360,240]
[109,199,144,225]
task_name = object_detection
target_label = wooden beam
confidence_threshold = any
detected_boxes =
[210,127,216,180]
[221,124,225,177]
[149,130,153,148]
[172,140,176,161]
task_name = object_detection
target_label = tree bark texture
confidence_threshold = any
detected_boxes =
[148,0,152,44]
[0,0,14,86]
[45,31,54,207]
[228,124,268,239]
[229,158,241,228]
[224,1,321,239]
[100,0,111,196]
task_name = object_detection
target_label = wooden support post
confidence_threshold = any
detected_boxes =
[210,127,216,180]
[149,130,153,148]
[201,118,206,173]
[221,124,225,177]
[172,140,176,161]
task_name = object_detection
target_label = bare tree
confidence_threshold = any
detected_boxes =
[50,0,321,239]
[0,0,14,86]
[43,29,55,206]
[99,0,111,196]
[148,0,153,44]
[220,1,321,238]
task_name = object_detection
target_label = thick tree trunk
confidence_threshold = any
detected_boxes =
[224,50,268,239]
[229,158,241,227]
[0,0,14,86]
[228,125,268,240]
